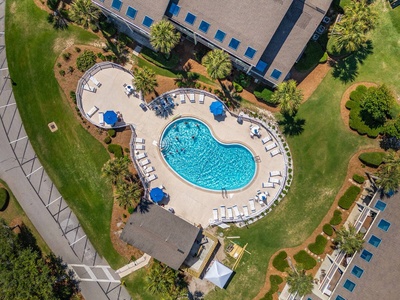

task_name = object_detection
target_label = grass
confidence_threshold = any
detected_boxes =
[141,47,179,69]
[5,0,125,267]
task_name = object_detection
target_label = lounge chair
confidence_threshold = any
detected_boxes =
[144,166,155,174]
[243,205,249,217]
[140,159,150,166]
[89,76,101,87]
[147,174,157,182]
[249,199,256,213]
[262,182,275,188]
[135,138,145,144]
[213,209,218,221]
[86,106,99,118]
[136,152,146,160]
[270,171,281,177]
[269,177,281,185]
[180,94,186,104]
[98,112,104,126]
[199,93,205,104]
[262,136,272,144]
[233,205,241,218]
[220,205,226,220]
[227,207,233,220]
[270,149,281,157]
[189,93,195,103]
[265,143,277,151]
[83,83,96,93]
[135,144,145,150]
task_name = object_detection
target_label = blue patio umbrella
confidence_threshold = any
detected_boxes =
[150,187,164,202]
[104,110,118,125]
[209,101,224,116]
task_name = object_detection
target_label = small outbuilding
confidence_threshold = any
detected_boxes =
[204,260,233,289]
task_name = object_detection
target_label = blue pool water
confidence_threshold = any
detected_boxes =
[161,118,256,191]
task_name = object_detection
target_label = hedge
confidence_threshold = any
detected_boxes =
[141,47,179,69]
[107,129,116,137]
[352,174,365,184]
[323,224,333,236]
[104,136,111,144]
[293,250,316,270]
[254,86,274,104]
[272,251,289,272]
[295,41,324,71]
[0,188,9,211]
[107,144,123,158]
[308,235,328,255]
[358,152,385,168]
[330,210,342,226]
[260,275,283,300]
[338,186,361,210]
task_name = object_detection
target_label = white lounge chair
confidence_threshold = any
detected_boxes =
[233,205,241,218]
[135,144,145,150]
[243,205,249,217]
[265,143,277,151]
[136,152,147,160]
[189,93,195,103]
[213,209,218,221]
[180,94,186,104]
[227,207,233,220]
[270,171,282,177]
[249,199,256,213]
[270,149,282,157]
[269,177,281,185]
[147,174,157,182]
[86,106,99,118]
[140,159,150,166]
[89,76,101,87]
[135,138,145,144]
[262,136,272,144]
[144,166,155,173]
[199,93,205,104]
[262,182,275,188]
[83,83,96,93]
[98,112,104,125]
[220,205,226,219]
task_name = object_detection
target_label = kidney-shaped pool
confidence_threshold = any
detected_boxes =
[160,117,256,191]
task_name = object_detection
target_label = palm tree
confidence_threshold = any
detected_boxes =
[115,181,141,208]
[132,67,158,96]
[201,49,232,80]
[286,265,313,297]
[150,20,181,58]
[344,0,377,32]
[376,151,400,193]
[333,21,368,53]
[69,0,100,29]
[101,157,131,185]
[146,261,176,295]
[334,225,364,256]
[271,80,303,116]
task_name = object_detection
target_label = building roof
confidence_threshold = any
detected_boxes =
[120,201,201,270]
[331,193,400,300]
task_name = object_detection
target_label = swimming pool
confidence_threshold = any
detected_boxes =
[160,117,256,191]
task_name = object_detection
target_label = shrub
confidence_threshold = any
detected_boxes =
[254,86,274,104]
[68,66,74,74]
[234,72,251,88]
[295,41,324,71]
[99,20,117,37]
[308,235,327,255]
[62,52,71,61]
[350,90,363,102]
[104,136,111,144]
[348,98,382,138]
[233,82,243,93]
[128,207,134,214]
[356,84,368,94]
[0,188,9,211]
[75,46,81,53]
[293,250,316,270]
[108,129,116,137]
[59,70,65,76]
[330,210,342,226]
[319,51,328,63]
[69,91,76,103]
[56,62,62,68]
[260,275,283,300]
[323,224,333,236]
[358,152,385,168]
[90,23,98,32]
[345,100,357,110]
[272,251,289,272]
[76,50,97,72]
[107,144,123,158]
[353,174,365,184]
[338,186,361,210]
[195,82,201,89]
[141,47,179,69]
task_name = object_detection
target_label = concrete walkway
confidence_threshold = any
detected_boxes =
[115,254,152,278]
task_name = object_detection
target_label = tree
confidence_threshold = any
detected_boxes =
[46,0,68,30]
[69,0,100,29]
[174,72,199,88]
[201,49,232,80]
[101,157,131,185]
[115,181,142,208]
[271,80,303,116]
[361,85,395,125]
[286,265,313,297]
[76,50,97,72]
[132,67,158,96]
[376,150,400,193]
[150,20,181,58]
[334,224,364,256]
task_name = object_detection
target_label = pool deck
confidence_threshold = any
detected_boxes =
[80,66,287,227]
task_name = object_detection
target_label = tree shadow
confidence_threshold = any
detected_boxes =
[278,114,306,136]
[18,224,41,254]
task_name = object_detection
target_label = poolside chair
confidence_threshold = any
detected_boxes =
[233,205,241,218]
[83,83,96,93]
[89,76,101,87]
[136,152,147,160]
[98,112,104,126]
[135,138,145,144]
[147,174,157,182]
[270,171,281,177]
[227,207,233,220]
[199,93,205,104]
[189,93,195,103]
[262,135,272,144]
[144,166,154,173]
[220,205,226,220]
[243,205,249,217]
[269,177,281,185]
[270,149,281,157]
[265,143,277,151]
[262,182,275,188]
[249,199,256,213]
[140,159,150,166]
[180,94,186,104]
[135,144,145,150]
[86,106,99,118]
[213,209,218,221]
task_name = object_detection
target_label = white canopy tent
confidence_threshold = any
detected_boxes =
[204,261,233,289]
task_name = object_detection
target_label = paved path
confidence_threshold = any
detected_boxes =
[0,2,131,299]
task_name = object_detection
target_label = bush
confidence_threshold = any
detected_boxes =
[0,188,9,211]
[141,47,179,69]
[75,47,81,53]
[104,136,111,144]
[195,82,201,89]
[260,275,283,300]
[330,210,342,226]
[345,100,357,110]
[254,86,274,104]
[338,186,361,210]
[233,82,243,93]
[234,73,251,88]
[358,152,385,168]
[308,235,327,255]
[323,224,333,236]
[76,50,97,72]
[99,20,117,38]
[353,174,365,184]
[62,52,71,61]
[319,52,328,63]
[107,144,123,158]
[108,129,116,137]
[59,70,65,76]
[293,250,316,270]
[69,91,76,103]
[295,41,324,71]
[68,66,74,74]
[128,207,134,214]
[272,251,289,272]
[56,62,62,68]
[90,23,98,32]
